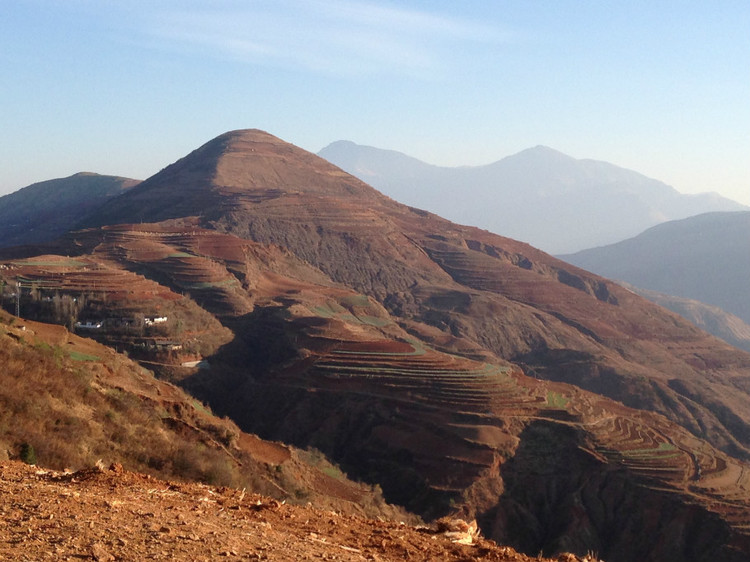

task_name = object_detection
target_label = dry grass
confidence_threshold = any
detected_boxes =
[0,312,257,489]
[0,311,402,521]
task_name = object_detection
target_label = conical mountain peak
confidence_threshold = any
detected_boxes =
[81,129,381,227]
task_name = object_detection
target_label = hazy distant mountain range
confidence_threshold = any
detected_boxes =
[0,172,139,248]
[561,211,750,328]
[318,141,748,254]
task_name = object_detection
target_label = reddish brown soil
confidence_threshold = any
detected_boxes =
[0,460,589,562]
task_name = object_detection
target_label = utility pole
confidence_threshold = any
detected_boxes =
[13,277,64,319]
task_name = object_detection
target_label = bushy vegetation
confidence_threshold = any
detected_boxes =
[0,315,246,489]
[19,442,36,465]
[0,311,407,521]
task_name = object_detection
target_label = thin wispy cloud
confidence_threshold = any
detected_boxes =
[144,0,507,76]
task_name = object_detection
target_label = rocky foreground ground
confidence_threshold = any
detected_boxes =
[0,460,600,562]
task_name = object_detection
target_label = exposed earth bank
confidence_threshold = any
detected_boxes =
[0,460,598,562]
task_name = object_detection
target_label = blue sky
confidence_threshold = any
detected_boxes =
[2,1,749,204]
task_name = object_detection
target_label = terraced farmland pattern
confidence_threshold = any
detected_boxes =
[311,340,538,415]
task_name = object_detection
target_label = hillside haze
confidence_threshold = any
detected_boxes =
[616,281,750,353]
[318,141,747,254]
[561,212,750,327]
[0,172,139,248]
[4,130,750,561]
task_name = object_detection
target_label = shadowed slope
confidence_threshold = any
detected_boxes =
[561,211,750,326]
[0,173,139,248]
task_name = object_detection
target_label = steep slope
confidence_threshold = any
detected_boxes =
[0,460,589,562]
[0,308,405,519]
[4,223,750,561]
[7,129,750,560]
[318,141,747,254]
[0,173,139,248]
[86,130,380,228]
[561,212,750,325]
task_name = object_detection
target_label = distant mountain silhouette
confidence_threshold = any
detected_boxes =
[318,141,747,254]
[0,173,139,248]
[561,211,750,326]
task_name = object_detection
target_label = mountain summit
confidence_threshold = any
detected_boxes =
[85,130,381,228]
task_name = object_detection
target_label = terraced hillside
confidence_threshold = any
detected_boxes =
[1,248,231,361]
[4,129,750,560]
[7,230,750,560]
[84,130,750,463]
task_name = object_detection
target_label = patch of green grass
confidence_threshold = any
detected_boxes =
[68,350,101,362]
[33,340,54,355]
[167,252,194,258]
[545,391,569,409]
[356,315,391,327]
[192,399,211,415]
[331,340,427,357]
[181,278,239,290]
[321,465,346,480]
[340,294,370,307]
[312,296,391,327]
[311,306,334,318]
[338,313,360,324]
[12,259,86,267]
[622,441,678,458]
[312,301,347,318]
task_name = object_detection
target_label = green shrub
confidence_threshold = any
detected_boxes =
[20,442,37,465]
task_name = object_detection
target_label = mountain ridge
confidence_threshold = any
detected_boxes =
[561,211,750,326]
[318,140,747,254]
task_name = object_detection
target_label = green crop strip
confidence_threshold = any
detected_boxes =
[621,442,679,458]
[340,294,370,307]
[180,278,239,290]
[545,391,569,409]
[68,350,101,362]
[12,259,86,267]
[167,252,194,258]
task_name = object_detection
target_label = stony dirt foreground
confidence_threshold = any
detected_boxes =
[0,461,598,562]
